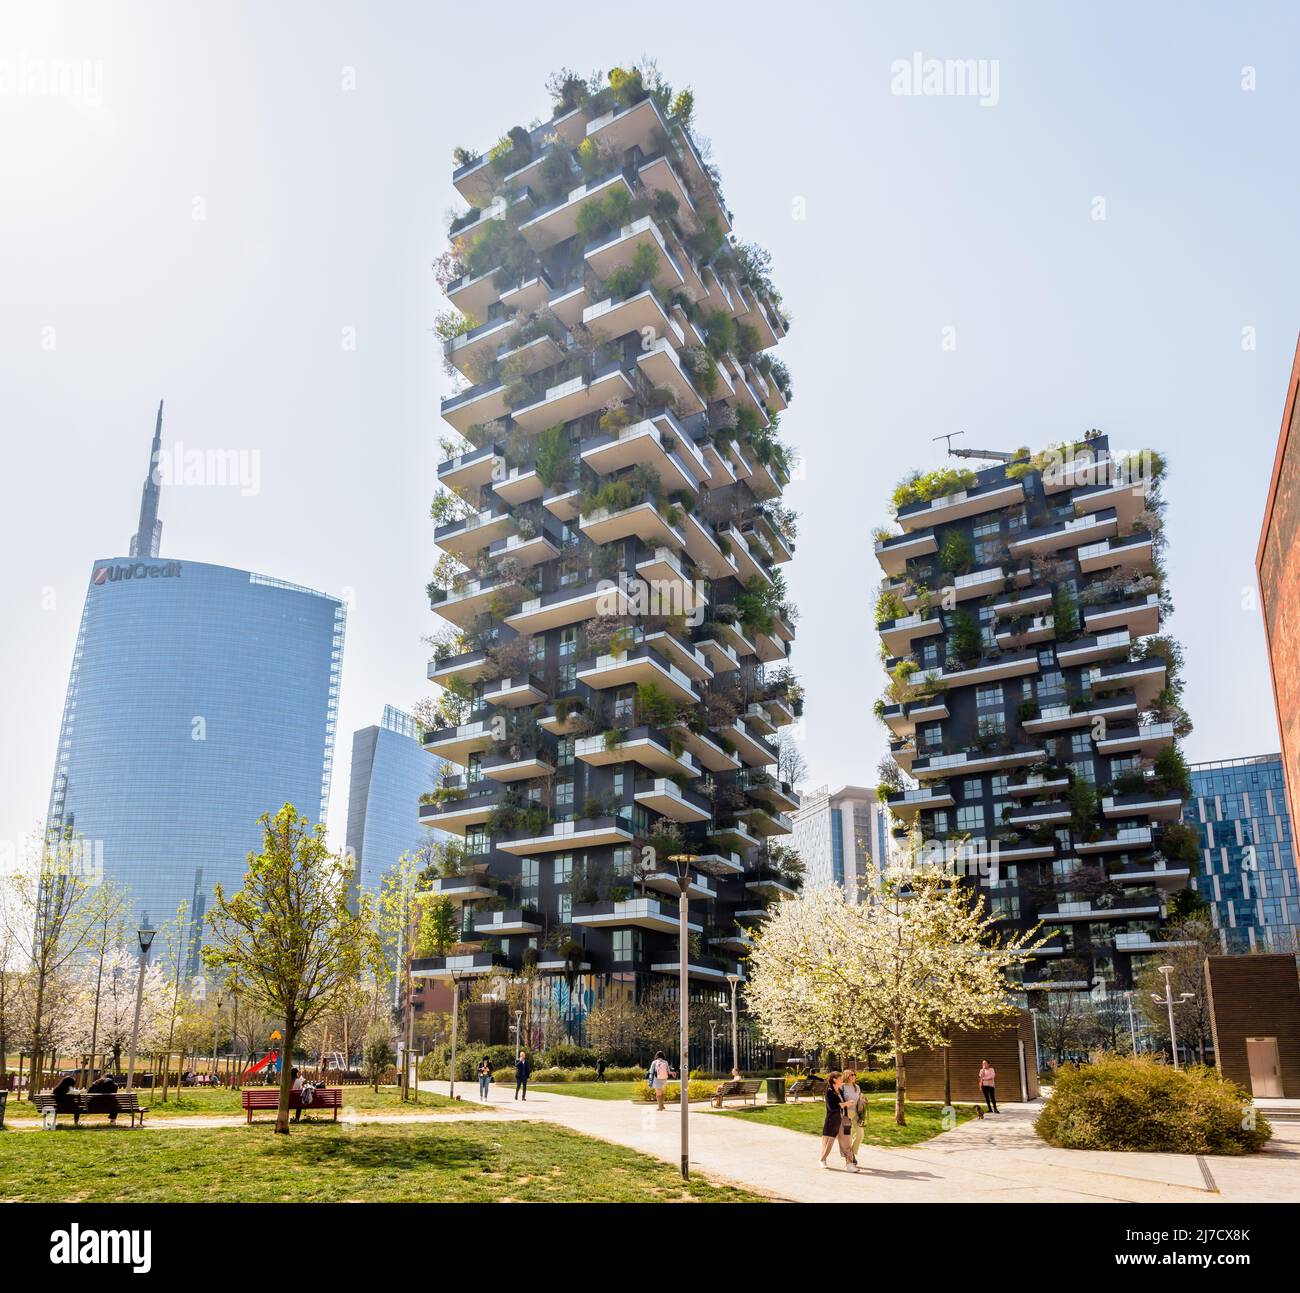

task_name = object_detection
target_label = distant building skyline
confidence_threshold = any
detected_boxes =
[1184,753,1300,955]
[344,703,439,897]
[791,785,889,898]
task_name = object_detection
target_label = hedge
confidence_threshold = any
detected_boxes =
[1034,1054,1272,1154]
[631,1079,718,1103]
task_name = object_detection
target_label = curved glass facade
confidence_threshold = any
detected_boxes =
[48,556,346,955]
[345,705,439,895]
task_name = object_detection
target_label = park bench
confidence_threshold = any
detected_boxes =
[710,1079,763,1108]
[240,1087,342,1123]
[785,1076,827,1102]
[34,1091,148,1127]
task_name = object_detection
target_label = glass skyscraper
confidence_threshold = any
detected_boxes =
[1184,754,1300,955]
[47,405,346,963]
[344,705,441,895]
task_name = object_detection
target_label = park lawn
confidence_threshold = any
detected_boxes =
[3,1085,474,1122]
[528,1081,643,1101]
[715,1093,977,1148]
[0,1122,762,1203]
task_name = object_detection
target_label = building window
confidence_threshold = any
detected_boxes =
[553,853,573,886]
[556,893,572,923]
[465,826,489,855]
[957,805,986,831]
[976,683,1003,710]
[556,738,574,769]
[962,778,982,800]
[978,712,1007,737]
[555,778,574,819]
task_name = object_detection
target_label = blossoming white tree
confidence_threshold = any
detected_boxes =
[63,947,171,1073]
[745,859,1049,1124]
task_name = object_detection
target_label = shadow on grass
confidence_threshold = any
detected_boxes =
[247,1124,498,1175]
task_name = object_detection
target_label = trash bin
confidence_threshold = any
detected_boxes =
[766,1077,786,1104]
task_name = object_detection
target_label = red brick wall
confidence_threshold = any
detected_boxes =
[1258,335,1300,887]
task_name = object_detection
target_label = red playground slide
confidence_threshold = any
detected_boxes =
[241,1050,278,1080]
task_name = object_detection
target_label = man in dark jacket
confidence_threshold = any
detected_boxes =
[87,1071,119,1123]
[514,1051,531,1101]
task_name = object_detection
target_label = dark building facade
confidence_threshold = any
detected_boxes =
[1184,754,1299,955]
[875,433,1192,998]
[411,69,801,1049]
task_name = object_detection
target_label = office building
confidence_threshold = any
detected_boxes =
[1184,754,1300,955]
[47,403,346,962]
[791,785,889,898]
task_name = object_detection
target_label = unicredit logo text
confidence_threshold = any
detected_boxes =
[92,561,183,585]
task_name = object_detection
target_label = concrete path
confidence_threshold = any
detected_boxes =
[416,1080,1300,1203]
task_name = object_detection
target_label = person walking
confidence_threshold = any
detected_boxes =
[596,1055,607,1083]
[841,1068,866,1167]
[514,1050,531,1101]
[978,1059,998,1113]
[648,1051,673,1111]
[477,1058,492,1101]
[819,1071,858,1170]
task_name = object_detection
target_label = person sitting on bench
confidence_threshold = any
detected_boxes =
[52,1074,77,1100]
[87,1071,119,1124]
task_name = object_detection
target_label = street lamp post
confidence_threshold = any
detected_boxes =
[1124,990,1138,1055]
[1152,964,1194,1070]
[726,973,741,1073]
[448,972,463,1100]
[709,1019,717,1075]
[212,993,222,1081]
[126,928,156,1092]
[662,848,697,1181]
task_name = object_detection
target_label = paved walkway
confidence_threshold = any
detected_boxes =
[416,1081,1300,1203]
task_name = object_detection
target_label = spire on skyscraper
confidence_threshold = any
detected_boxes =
[129,400,164,558]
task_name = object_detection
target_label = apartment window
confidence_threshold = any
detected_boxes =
[555,778,574,819]
[556,893,572,923]
[975,538,1001,566]
[1037,670,1066,702]
[976,683,1003,710]
[962,778,983,800]
[1069,760,1095,784]
[1006,508,1028,533]
[553,854,573,886]
[978,712,1007,737]
[921,642,941,669]
[920,724,942,750]
[612,687,635,725]
[978,605,997,649]
[612,845,634,876]
[931,810,950,834]
[613,928,641,962]
[991,895,1020,920]
[957,805,986,831]
[466,752,483,785]
[528,636,546,670]
[465,826,489,855]
[990,775,1010,800]
[974,518,999,539]
[556,738,574,770]
[521,858,539,891]
[1070,732,1091,755]
[611,768,625,798]
[558,627,577,690]
[1111,755,1140,777]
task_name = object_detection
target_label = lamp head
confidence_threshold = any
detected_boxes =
[138,928,156,952]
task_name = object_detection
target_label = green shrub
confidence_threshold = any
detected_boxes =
[631,1079,718,1104]
[1034,1054,1271,1154]
[541,1043,598,1069]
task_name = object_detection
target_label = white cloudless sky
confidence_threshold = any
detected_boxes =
[2,0,1297,858]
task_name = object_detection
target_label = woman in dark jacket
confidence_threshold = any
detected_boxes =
[818,1071,853,1169]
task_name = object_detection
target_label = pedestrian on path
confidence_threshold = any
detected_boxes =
[514,1050,531,1101]
[649,1051,673,1111]
[819,1071,858,1171]
[596,1055,607,1083]
[478,1058,492,1101]
[841,1068,866,1167]
[978,1059,998,1113]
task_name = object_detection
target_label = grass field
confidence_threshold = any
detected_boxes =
[3,1085,474,1122]
[0,1122,763,1203]
[716,1093,977,1148]
[528,1081,643,1101]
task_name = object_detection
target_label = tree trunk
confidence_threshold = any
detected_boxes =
[275,1020,297,1134]
[894,1038,906,1126]
[942,1044,951,1108]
